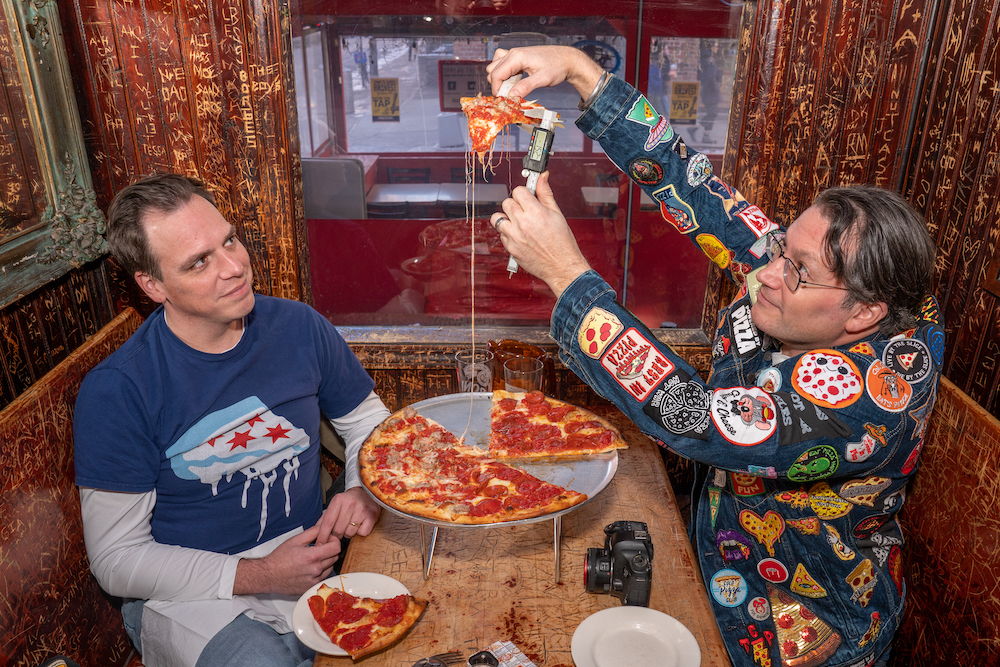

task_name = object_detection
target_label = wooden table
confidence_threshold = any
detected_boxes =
[314,408,729,667]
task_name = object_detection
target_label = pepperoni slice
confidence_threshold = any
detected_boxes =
[337,624,374,652]
[374,595,408,626]
[469,498,503,517]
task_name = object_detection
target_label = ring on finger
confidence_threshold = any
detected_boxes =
[350,522,359,527]
[493,216,507,231]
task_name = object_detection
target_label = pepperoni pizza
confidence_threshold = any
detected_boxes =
[307,584,427,659]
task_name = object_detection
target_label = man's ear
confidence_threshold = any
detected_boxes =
[135,271,167,304]
[846,300,888,334]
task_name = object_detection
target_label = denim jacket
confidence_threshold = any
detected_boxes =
[551,76,944,667]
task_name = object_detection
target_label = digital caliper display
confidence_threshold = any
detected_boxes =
[523,127,554,173]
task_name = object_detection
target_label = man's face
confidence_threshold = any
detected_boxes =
[750,205,858,355]
[137,195,255,330]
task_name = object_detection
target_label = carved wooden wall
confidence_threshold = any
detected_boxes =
[724,0,1000,417]
[0,0,306,407]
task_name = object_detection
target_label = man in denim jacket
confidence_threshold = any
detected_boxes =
[487,46,941,667]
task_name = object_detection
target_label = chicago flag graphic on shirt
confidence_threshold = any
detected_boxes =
[164,396,310,540]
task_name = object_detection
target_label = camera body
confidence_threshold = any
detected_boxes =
[584,520,654,606]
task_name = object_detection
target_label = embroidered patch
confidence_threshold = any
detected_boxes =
[859,611,882,648]
[599,327,676,401]
[787,516,821,535]
[735,203,779,239]
[901,439,923,475]
[808,481,853,519]
[730,472,765,496]
[845,433,879,463]
[712,335,731,360]
[748,464,778,479]
[717,529,753,562]
[756,367,782,392]
[865,360,913,412]
[882,338,932,384]
[773,488,810,510]
[757,557,789,583]
[848,341,877,357]
[838,477,892,507]
[651,183,699,234]
[918,294,941,325]
[791,350,864,409]
[887,545,903,593]
[696,233,733,269]
[747,596,771,622]
[711,387,778,445]
[791,562,828,598]
[577,307,624,359]
[823,523,855,561]
[853,514,890,540]
[709,486,721,528]
[788,445,840,482]
[628,157,664,185]
[740,623,776,667]
[710,568,748,607]
[729,295,762,357]
[926,325,945,367]
[846,559,878,607]
[770,584,842,663]
[625,96,674,150]
[864,423,887,447]
[771,391,853,446]
[686,152,713,186]
[642,372,711,440]
[739,509,785,557]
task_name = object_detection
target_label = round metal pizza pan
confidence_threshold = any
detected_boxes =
[359,392,619,529]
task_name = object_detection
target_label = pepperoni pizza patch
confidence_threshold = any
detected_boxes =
[792,350,864,409]
[846,559,878,607]
[578,308,624,359]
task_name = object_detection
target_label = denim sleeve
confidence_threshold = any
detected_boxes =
[550,271,931,484]
[577,76,784,278]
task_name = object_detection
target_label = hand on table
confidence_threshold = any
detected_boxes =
[492,172,591,298]
[487,45,605,100]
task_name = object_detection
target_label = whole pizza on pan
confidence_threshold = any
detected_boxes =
[359,391,626,525]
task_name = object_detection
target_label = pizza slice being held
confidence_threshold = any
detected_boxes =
[460,94,541,158]
[490,390,628,460]
[307,584,428,660]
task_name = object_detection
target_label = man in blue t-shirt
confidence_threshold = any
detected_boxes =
[483,47,941,667]
[74,174,390,667]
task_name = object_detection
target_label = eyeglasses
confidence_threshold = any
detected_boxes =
[765,237,851,293]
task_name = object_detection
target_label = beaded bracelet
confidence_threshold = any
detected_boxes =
[578,70,611,111]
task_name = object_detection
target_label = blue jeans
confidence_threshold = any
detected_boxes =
[122,600,315,667]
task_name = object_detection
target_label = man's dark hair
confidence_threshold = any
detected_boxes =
[814,185,936,336]
[105,173,216,279]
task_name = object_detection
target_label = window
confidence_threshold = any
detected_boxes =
[293,4,739,332]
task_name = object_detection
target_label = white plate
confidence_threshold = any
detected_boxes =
[291,572,411,655]
[571,607,701,667]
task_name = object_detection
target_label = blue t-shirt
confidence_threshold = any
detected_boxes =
[74,295,374,554]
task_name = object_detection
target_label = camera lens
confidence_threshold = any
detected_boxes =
[584,547,612,593]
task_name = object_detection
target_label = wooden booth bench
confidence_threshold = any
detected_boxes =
[892,376,1000,666]
[0,308,144,667]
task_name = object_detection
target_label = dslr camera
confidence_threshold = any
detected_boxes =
[584,520,654,606]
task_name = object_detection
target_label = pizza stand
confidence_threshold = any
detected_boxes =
[360,392,620,581]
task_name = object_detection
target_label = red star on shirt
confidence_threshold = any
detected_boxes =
[246,413,265,427]
[228,430,255,451]
[266,424,291,443]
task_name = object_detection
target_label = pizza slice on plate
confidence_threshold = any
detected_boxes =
[489,390,628,459]
[307,584,427,659]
